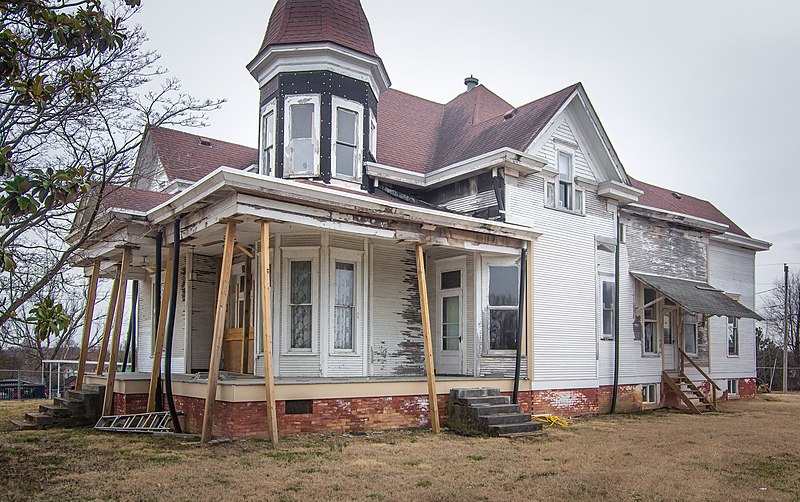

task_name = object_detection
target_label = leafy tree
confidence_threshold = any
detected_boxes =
[0,1,222,342]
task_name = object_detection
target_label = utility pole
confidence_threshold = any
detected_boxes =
[783,263,789,394]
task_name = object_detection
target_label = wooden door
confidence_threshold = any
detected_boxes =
[222,263,255,373]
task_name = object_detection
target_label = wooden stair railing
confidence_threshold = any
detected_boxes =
[678,347,722,411]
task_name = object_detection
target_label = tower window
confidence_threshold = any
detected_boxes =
[260,100,276,175]
[284,94,320,177]
[332,96,363,182]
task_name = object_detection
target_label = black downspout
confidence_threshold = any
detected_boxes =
[122,281,139,372]
[154,231,163,411]
[164,218,182,433]
[512,246,527,405]
[610,217,622,413]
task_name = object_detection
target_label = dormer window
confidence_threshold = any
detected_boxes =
[332,96,363,182]
[284,94,320,177]
[260,100,276,175]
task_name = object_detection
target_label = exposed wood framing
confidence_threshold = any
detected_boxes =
[260,221,279,444]
[146,247,175,412]
[201,220,238,444]
[75,261,100,391]
[95,264,122,376]
[102,247,131,416]
[240,256,252,373]
[415,243,440,433]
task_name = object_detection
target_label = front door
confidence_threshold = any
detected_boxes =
[435,266,465,375]
[662,309,678,372]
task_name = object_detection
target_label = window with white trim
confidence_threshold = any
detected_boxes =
[683,313,698,355]
[642,383,658,404]
[544,149,584,214]
[643,288,658,354]
[331,96,363,181]
[486,263,519,351]
[727,378,738,395]
[260,100,276,175]
[284,95,320,177]
[369,109,377,158]
[557,151,573,210]
[727,316,739,356]
[282,248,319,352]
[329,248,362,353]
[601,279,615,339]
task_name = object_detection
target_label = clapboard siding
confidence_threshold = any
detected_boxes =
[136,277,153,372]
[535,119,595,181]
[708,241,757,379]
[624,213,708,282]
[440,189,496,214]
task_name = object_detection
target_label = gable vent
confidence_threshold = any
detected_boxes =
[199,137,212,147]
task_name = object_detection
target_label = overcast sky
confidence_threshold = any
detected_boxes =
[134,1,800,305]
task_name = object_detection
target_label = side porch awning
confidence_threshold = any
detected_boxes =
[632,272,763,321]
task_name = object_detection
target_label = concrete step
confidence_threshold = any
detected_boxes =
[39,404,71,418]
[25,412,54,426]
[450,388,501,400]
[489,421,543,436]
[479,412,532,426]
[9,419,39,430]
[470,404,521,416]
[67,389,98,401]
[459,396,510,407]
[498,431,548,439]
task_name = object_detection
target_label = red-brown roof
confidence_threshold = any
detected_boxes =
[376,83,579,173]
[629,178,749,237]
[149,127,258,182]
[260,0,378,58]
[100,185,173,213]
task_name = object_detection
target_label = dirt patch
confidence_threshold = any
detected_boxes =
[1,395,799,501]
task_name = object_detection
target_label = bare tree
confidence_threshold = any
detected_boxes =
[760,271,800,389]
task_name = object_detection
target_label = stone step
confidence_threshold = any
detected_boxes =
[39,404,71,418]
[450,388,501,400]
[498,431,548,439]
[9,419,39,430]
[25,412,54,426]
[67,389,98,401]
[470,403,521,416]
[479,412,532,426]
[83,384,103,393]
[489,421,544,436]
[459,396,510,407]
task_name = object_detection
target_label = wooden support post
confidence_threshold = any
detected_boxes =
[96,264,122,376]
[146,248,174,412]
[240,256,252,374]
[415,243,440,433]
[202,220,238,444]
[75,261,100,391]
[102,248,131,416]
[260,221,278,444]
[525,241,535,387]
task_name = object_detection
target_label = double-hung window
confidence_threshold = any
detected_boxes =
[487,264,519,351]
[330,249,362,353]
[683,313,698,354]
[643,288,658,354]
[283,248,318,352]
[260,100,276,175]
[284,95,320,177]
[727,316,739,356]
[557,151,573,210]
[332,96,363,181]
[601,279,615,339]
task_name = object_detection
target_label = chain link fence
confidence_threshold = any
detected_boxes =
[756,366,800,392]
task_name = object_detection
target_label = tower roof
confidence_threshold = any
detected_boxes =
[259,0,378,58]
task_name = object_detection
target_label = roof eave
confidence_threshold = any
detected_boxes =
[710,232,772,252]
[623,203,730,234]
[597,180,643,205]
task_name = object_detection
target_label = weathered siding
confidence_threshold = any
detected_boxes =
[624,213,708,281]
[189,254,218,372]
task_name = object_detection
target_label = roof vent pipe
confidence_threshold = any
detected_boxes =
[464,75,479,91]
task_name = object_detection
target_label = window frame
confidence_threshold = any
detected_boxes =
[331,96,363,182]
[727,378,738,396]
[368,109,377,158]
[280,246,320,354]
[482,256,521,354]
[557,149,574,210]
[683,313,699,355]
[641,383,659,404]
[328,248,363,355]
[727,316,739,357]
[599,276,615,340]
[260,99,277,175]
[544,146,585,215]
[283,94,321,178]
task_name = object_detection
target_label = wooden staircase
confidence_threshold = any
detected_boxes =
[662,372,718,413]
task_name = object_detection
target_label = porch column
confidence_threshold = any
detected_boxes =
[96,264,122,376]
[146,247,174,412]
[102,247,132,416]
[75,261,100,391]
[415,243,440,433]
[202,219,238,444]
[260,221,278,444]
[525,240,535,391]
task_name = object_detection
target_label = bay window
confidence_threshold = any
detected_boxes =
[284,95,320,177]
[260,100,276,175]
[282,247,319,352]
[332,96,363,181]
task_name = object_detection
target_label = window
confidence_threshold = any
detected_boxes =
[727,379,738,395]
[642,383,658,404]
[369,110,377,157]
[332,97,363,181]
[727,316,739,356]
[487,264,519,351]
[333,262,355,350]
[284,95,320,177]
[557,151,573,210]
[260,101,276,175]
[643,288,658,354]
[289,260,313,349]
[601,280,615,339]
[440,268,462,352]
[546,181,555,207]
[683,313,698,354]
[663,313,673,344]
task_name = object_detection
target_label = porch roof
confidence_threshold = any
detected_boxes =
[632,272,763,321]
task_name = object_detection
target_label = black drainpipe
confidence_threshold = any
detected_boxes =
[610,216,622,414]
[154,231,163,412]
[512,245,527,405]
[164,218,182,432]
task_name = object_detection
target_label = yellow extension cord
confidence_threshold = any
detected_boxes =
[532,414,571,427]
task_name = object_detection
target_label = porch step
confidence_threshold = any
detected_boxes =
[460,396,510,407]
[481,412,532,425]
[662,371,718,414]
[25,412,54,426]
[470,403,521,416]
[10,384,105,431]
[39,404,70,418]
[448,388,540,437]
[8,419,39,430]
[450,388,501,400]
[489,421,544,436]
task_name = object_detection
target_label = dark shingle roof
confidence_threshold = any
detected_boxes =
[260,0,378,58]
[149,127,258,182]
[100,185,173,212]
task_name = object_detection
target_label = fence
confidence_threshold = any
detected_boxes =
[756,366,800,392]
[0,360,121,400]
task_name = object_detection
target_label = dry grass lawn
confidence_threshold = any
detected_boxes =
[1,394,799,501]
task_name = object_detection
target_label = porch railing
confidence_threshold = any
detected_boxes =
[678,347,722,410]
